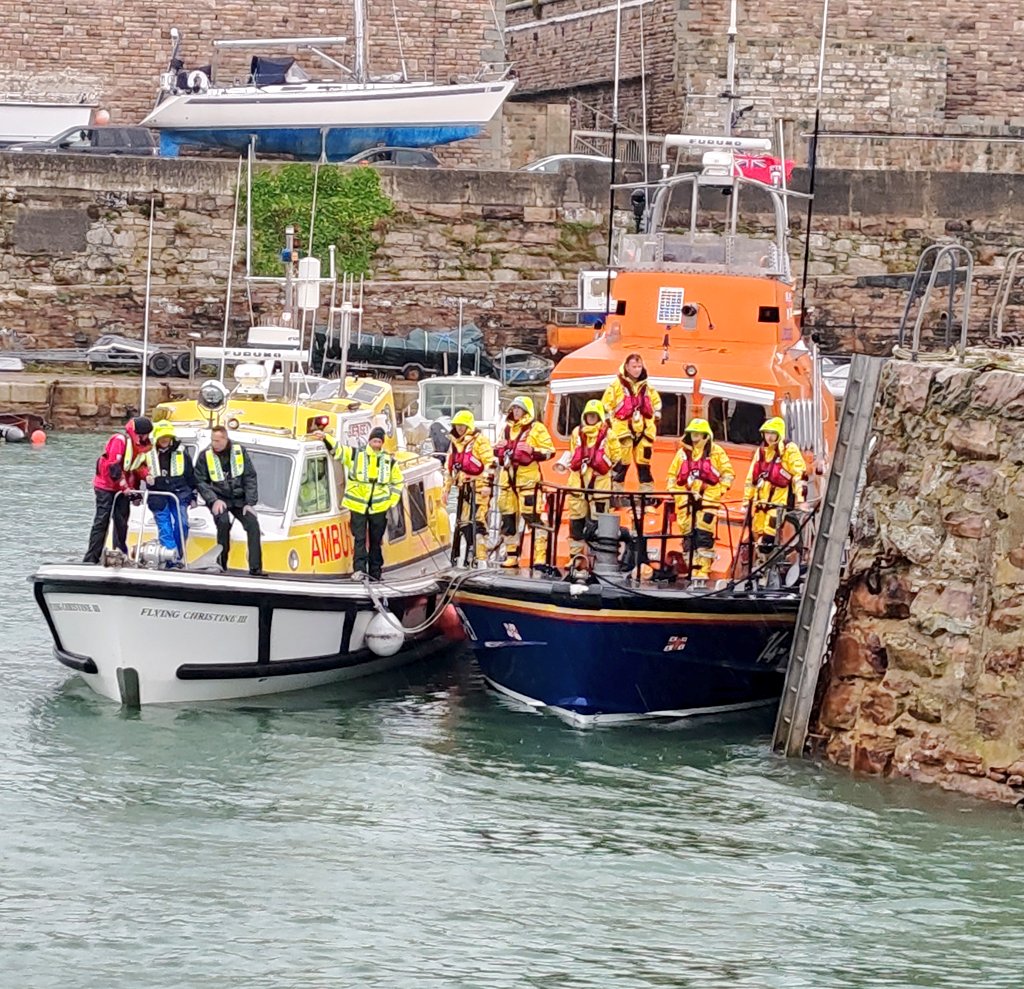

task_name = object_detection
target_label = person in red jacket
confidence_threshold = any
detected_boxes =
[83,416,153,563]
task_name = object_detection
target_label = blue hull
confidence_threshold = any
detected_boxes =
[159,124,482,161]
[455,578,797,724]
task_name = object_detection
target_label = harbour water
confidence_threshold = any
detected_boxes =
[3,436,1024,988]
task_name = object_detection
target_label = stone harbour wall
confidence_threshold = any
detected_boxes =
[812,355,1024,804]
[4,155,1024,360]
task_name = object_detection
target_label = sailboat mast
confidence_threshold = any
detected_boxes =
[354,0,368,83]
[724,0,738,135]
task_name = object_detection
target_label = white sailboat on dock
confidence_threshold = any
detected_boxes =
[142,4,514,161]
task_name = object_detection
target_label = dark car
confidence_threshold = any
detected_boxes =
[6,126,158,156]
[343,146,440,167]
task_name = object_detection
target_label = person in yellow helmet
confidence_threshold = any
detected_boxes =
[566,399,622,562]
[445,409,496,565]
[601,352,662,501]
[493,395,555,569]
[743,416,807,577]
[666,419,734,584]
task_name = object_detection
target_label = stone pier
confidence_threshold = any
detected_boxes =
[811,352,1024,804]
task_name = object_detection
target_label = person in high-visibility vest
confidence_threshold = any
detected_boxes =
[445,409,495,565]
[666,418,734,583]
[145,420,196,564]
[565,399,620,562]
[743,416,807,577]
[320,426,403,580]
[84,416,152,563]
[493,396,555,569]
[602,353,662,503]
[194,425,264,576]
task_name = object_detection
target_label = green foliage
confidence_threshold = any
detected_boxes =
[244,165,393,276]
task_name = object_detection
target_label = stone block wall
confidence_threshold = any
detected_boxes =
[812,355,1024,804]
[507,0,1024,172]
[0,154,608,354]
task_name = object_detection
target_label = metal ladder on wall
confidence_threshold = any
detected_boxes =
[771,353,886,757]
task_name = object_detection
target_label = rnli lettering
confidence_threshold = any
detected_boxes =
[51,602,101,613]
[311,521,353,564]
[139,607,248,624]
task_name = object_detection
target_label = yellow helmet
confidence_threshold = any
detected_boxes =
[760,416,786,441]
[582,399,605,422]
[151,420,176,442]
[451,409,476,430]
[508,396,535,419]
[684,417,713,438]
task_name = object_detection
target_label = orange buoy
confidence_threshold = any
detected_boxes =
[30,430,47,445]
[436,604,466,642]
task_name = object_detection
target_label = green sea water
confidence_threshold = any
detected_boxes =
[2,436,1023,988]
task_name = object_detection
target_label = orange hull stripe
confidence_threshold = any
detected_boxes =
[456,590,793,624]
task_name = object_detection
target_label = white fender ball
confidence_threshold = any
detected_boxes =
[365,612,405,657]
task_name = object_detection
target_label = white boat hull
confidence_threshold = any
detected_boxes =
[141,79,515,160]
[32,564,446,706]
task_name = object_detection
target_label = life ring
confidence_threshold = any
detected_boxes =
[187,70,210,94]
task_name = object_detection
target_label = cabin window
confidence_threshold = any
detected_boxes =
[386,499,408,542]
[296,455,332,517]
[245,450,292,513]
[407,480,429,533]
[555,392,604,438]
[421,381,489,420]
[707,399,767,445]
[657,393,689,437]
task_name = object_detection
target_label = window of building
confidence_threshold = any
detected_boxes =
[295,455,332,517]
[707,398,767,445]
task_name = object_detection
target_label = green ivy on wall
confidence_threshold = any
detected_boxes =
[243,164,393,276]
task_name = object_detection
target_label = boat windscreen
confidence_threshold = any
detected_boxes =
[421,381,490,420]
[246,450,293,513]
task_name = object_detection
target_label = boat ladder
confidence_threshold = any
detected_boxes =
[771,352,885,757]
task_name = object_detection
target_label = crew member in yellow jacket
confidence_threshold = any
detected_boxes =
[493,396,555,569]
[602,352,662,500]
[445,409,496,564]
[565,399,621,562]
[666,418,734,583]
[743,416,807,572]
[318,426,404,580]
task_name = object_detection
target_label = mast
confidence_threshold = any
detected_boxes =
[354,0,368,83]
[724,0,738,135]
[602,0,623,315]
[798,0,830,325]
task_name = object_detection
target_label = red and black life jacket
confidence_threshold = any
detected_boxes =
[570,424,612,476]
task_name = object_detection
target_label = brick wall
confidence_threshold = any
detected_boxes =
[507,0,1024,169]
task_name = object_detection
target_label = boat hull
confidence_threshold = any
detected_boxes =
[143,80,514,160]
[33,564,444,705]
[454,576,797,726]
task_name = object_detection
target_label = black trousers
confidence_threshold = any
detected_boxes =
[213,506,263,573]
[84,488,130,563]
[350,511,387,578]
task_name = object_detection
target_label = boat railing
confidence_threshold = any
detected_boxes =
[458,478,820,588]
[114,489,189,570]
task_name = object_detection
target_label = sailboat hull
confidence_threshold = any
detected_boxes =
[143,80,514,160]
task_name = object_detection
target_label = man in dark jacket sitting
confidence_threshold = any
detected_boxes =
[194,425,265,575]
